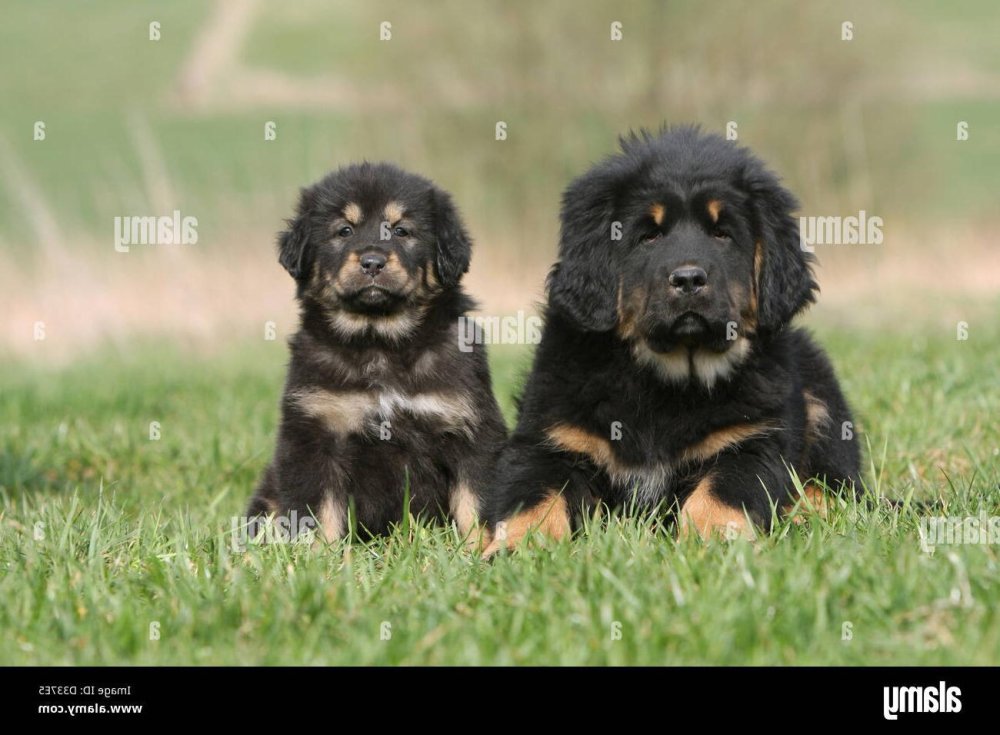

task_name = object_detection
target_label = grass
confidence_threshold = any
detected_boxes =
[1,321,998,665]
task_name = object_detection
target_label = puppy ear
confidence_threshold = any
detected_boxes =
[747,170,817,331]
[277,189,315,280]
[547,169,622,332]
[432,188,472,287]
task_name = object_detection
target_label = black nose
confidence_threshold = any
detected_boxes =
[360,253,387,277]
[668,266,708,294]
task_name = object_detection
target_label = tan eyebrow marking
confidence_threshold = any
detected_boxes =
[383,201,405,224]
[650,202,666,226]
[343,202,363,225]
[706,199,723,223]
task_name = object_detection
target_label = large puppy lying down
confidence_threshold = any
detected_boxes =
[247,163,505,545]
[485,127,860,554]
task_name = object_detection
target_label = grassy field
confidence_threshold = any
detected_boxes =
[1,320,997,665]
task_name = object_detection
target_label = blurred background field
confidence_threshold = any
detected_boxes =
[1,0,998,356]
[0,1,998,665]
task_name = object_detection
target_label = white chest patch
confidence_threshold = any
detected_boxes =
[608,464,675,507]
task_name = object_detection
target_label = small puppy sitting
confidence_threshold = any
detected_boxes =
[247,163,506,546]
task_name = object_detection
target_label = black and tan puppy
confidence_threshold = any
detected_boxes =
[485,127,860,554]
[247,163,506,546]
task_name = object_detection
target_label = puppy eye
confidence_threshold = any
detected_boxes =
[337,226,353,237]
[393,226,409,237]
[712,228,731,241]
[643,231,660,242]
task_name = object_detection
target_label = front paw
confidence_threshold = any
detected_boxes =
[481,492,571,557]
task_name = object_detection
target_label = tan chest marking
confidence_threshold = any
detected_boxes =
[678,423,775,464]
[545,421,774,503]
[291,387,477,438]
[546,423,671,503]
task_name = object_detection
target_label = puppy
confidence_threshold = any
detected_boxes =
[247,163,506,546]
[485,127,861,553]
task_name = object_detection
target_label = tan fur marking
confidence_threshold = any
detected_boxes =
[315,494,345,543]
[617,278,644,339]
[291,388,374,435]
[803,390,831,444]
[383,250,406,279]
[483,492,570,556]
[328,309,420,341]
[729,281,755,335]
[679,423,773,465]
[291,387,476,437]
[750,240,763,320]
[547,424,615,467]
[635,336,751,389]
[333,252,362,287]
[650,202,666,226]
[450,483,490,550]
[678,477,752,540]
[546,423,672,503]
[399,392,478,435]
[707,199,723,223]
[343,202,363,225]
[423,261,440,291]
[331,251,416,313]
[785,483,831,525]
[383,201,405,224]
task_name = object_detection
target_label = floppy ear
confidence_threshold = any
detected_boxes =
[547,169,623,332]
[431,188,472,288]
[746,170,817,332]
[277,189,315,280]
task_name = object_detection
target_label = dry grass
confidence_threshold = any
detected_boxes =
[3,221,997,360]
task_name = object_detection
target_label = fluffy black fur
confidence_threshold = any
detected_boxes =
[486,127,860,550]
[247,163,506,543]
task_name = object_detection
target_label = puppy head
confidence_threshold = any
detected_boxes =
[549,126,816,387]
[277,162,472,340]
